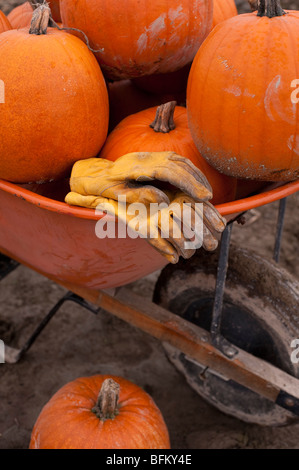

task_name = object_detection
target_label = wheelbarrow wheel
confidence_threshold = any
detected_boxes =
[153,244,299,426]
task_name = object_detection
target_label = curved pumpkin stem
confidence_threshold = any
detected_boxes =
[29,3,50,34]
[92,378,120,421]
[257,0,285,18]
[150,101,177,133]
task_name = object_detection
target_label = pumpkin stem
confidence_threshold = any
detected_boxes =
[92,378,120,421]
[150,101,177,133]
[257,0,286,17]
[29,3,51,34]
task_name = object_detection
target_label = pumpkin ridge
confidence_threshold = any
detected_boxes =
[191,22,237,160]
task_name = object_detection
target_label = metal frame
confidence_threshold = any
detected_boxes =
[0,198,289,362]
[209,197,288,359]
[2,196,299,417]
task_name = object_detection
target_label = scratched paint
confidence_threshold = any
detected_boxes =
[264,75,281,121]
[137,5,191,54]
[168,5,185,23]
[264,75,296,125]
[167,5,188,46]
[224,85,241,97]
[288,135,299,155]
[244,89,255,98]
[137,14,166,54]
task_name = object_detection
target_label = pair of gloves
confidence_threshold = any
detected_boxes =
[65,152,226,264]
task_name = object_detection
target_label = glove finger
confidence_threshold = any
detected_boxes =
[203,201,227,235]
[146,236,179,264]
[121,205,179,264]
[167,194,205,247]
[172,207,203,255]
[202,225,219,251]
[99,183,170,205]
[156,206,195,259]
[65,192,107,208]
[69,158,113,192]
[168,153,213,191]
[148,160,213,202]
[116,152,213,201]
[131,151,213,194]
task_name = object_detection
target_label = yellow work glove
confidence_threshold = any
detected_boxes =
[68,151,213,205]
[165,192,226,253]
[65,152,226,263]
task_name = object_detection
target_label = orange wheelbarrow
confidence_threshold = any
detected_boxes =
[1,178,299,426]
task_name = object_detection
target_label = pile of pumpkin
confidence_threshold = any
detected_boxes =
[1,0,298,207]
[1,0,299,449]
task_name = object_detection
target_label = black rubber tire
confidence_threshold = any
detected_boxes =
[154,244,299,426]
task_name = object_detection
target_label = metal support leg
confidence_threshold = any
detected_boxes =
[5,291,101,364]
[274,197,287,263]
[210,223,238,359]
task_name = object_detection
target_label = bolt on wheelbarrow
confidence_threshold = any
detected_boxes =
[0,178,299,426]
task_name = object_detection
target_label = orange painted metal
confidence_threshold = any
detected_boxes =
[0,178,298,289]
[0,180,167,289]
[217,180,299,216]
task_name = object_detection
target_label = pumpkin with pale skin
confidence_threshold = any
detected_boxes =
[0,5,108,184]
[30,376,171,449]
[187,0,299,182]
[59,0,213,80]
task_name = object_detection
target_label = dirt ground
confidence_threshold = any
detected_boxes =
[1,0,299,450]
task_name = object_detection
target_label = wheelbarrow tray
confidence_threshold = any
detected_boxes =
[0,178,298,290]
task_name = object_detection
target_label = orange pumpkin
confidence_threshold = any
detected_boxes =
[59,0,213,80]
[0,6,108,184]
[30,376,171,449]
[7,2,33,29]
[187,0,299,182]
[0,10,11,33]
[100,102,237,204]
[212,0,237,28]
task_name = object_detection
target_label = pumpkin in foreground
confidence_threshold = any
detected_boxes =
[187,0,299,182]
[0,5,108,183]
[30,376,171,449]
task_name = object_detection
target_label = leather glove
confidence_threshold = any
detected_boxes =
[68,151,213,205]
[165,191,226,253]
[65,152,226,263]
